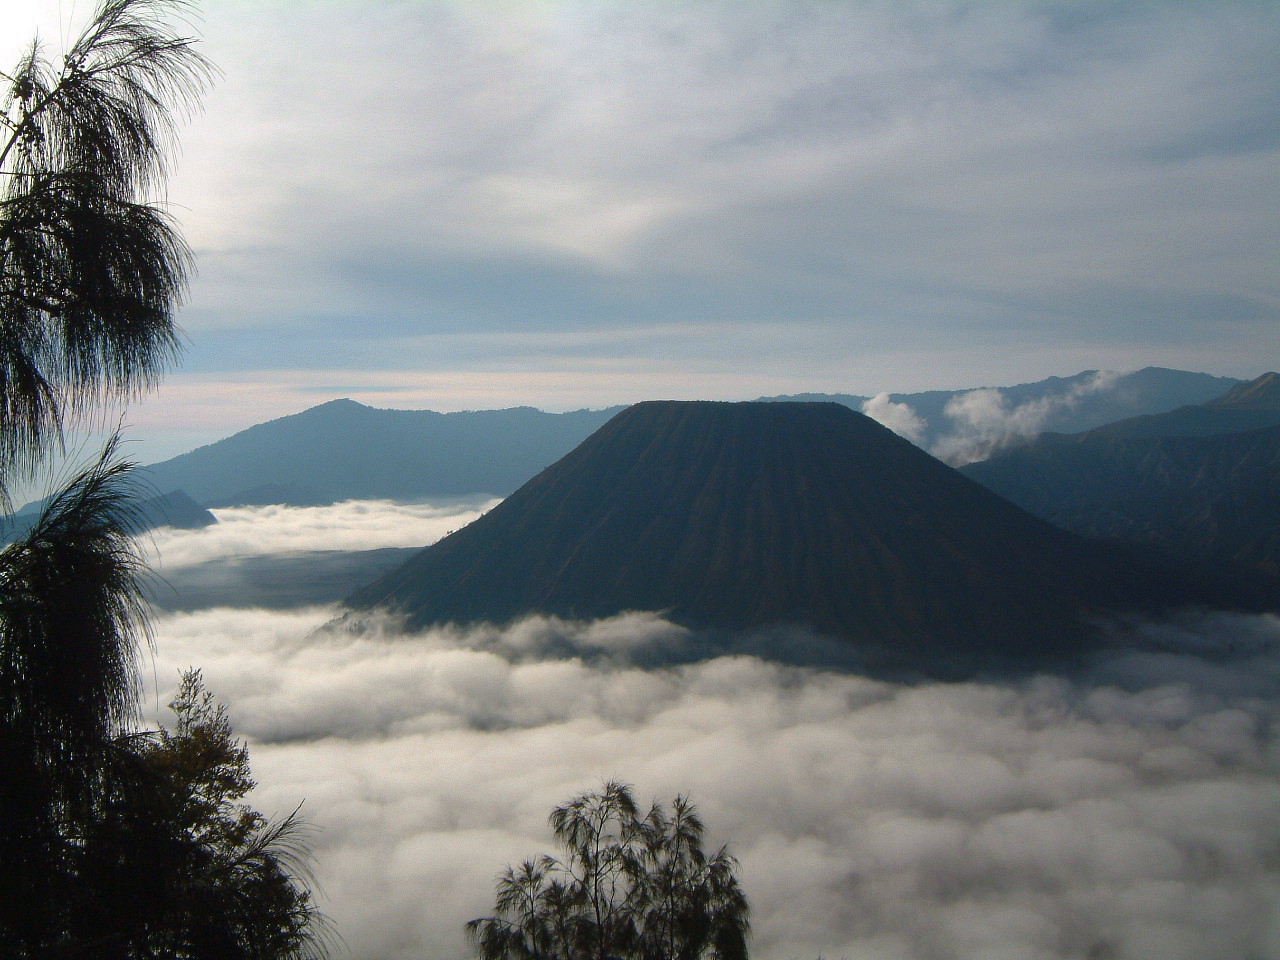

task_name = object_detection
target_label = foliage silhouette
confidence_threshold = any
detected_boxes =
[127,669,330,958]
[0,410,161,956]
[0,3,326,956]
[0,0,213,489]
[3,667,330,958]
[0,435,152,764]
[468,781,749,960]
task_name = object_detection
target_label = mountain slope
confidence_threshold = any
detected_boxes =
[346,401,1262,675]
[1205,371,1280,410]
[961,373,1280,573]
[1082,370,1280,438]
[140,400,624,506]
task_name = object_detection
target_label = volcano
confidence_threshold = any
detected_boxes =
[345,401,1266,675]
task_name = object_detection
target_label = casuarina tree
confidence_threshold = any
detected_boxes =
[468,781,750,960]
[0,0,212,489]
[0,3,326,956]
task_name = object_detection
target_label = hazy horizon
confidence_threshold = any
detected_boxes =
[87,363,1260,474]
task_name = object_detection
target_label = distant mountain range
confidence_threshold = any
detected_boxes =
[2,488,214,544]
[138,402,625,507]
[6,364,1268,675]
[130,367,1241,509]
[761,366,1241,453]
[961,372,1280,575]
[344,400,1272,677]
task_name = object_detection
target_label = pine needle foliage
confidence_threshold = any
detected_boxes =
[0,434,150,771]
[0,4,330,956]
[468,781,750,960]
[0,436,152,955]
[0,0,215,485]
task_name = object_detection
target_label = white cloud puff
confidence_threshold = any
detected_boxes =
[861,392,927,444]
[932,370,1124,464]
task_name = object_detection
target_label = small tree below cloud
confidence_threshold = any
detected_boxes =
[468,780,749,960]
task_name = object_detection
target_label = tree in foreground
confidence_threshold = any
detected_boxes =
[468,781,749,960]
[0,0,209,783]
[123,669,330,958]
[0,0,214,495]
[0,458,331,957]
[0,2,327,956]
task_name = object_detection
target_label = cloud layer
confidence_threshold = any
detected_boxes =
[144,499,498,569]
[132,492,1280,960]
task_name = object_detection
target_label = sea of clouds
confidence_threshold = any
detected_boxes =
[137,500,1280,960]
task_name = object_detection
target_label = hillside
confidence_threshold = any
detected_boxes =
[1081,370,1280,438]
[139,401,623,506]
[961,373,1280,573]
[761,367,1241,448]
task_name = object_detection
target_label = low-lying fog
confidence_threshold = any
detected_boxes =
[140,501,1280,960]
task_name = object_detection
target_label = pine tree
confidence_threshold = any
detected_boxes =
[469,781,749,960]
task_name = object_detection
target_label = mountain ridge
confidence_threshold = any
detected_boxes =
[961,373,1280,574]
[138,403,626,506]
[760,366,1242,449]
[128,367,1242,509]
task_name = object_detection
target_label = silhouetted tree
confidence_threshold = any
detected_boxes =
[0,3,326,956]
[125,669,330,958]
[468,781,749,960]
[3,665,330,958]
[0,0,213,493]
[0,433,158,954]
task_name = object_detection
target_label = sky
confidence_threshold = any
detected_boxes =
[2,0,1279,462]
[137,499,1280,960]
[5,5,1279,952]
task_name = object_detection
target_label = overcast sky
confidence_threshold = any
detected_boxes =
[3,0,1279,458]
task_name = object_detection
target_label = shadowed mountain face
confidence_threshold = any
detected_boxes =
[138,400,624,506]
[962,373,1280,575]
[1083,370,1280,438]
[1204,371,1280,410]
[346,401,1263,676]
